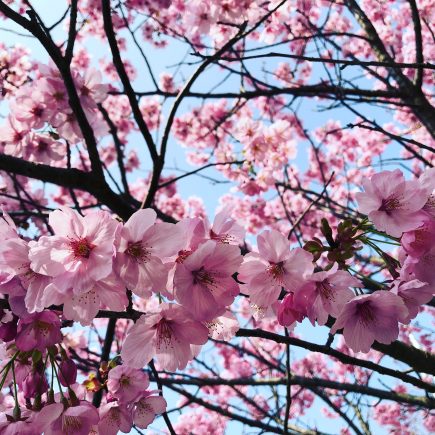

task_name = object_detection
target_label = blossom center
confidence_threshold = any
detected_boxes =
[137,400,153,416]
[357,302,375,325]
[53,91,65,102]
[176,249,192,264]
[81,85,90,97]
[63,415,82,431]
[193,267,215,287]
[120,375,130,387]
[424,194,435,210]
[155,319,173,349]
[108,408,121,424]
[318,280,335,301]
[32,106,44,118]
[267,262,285,282]
[35,320,51,337]
[37,140,49,152]
[210,229,233,244]
[69,237,95,259]
[379,196,402,213]
[126,241,150,263]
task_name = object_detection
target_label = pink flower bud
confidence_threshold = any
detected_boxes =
[58,359,77,387]
[22,370,49,399]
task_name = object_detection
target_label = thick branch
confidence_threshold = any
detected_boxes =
[101,0,158,164]
[156,375,434,408]
[116,84,407,101]
[92,318,116,407]
[165,384,310,435]
[0,154,135,220]
[236,328,435,384]
[345,0,435,137]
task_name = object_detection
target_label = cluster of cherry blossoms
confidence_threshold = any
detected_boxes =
[0,0,433,432]
[0,336,166,434]
[0,164,432,433]
[0,62,108,164]
[0,205,246,432]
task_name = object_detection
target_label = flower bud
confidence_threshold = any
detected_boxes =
[22,370,49,399]
[58,359,77,387]
[0,310,17,342]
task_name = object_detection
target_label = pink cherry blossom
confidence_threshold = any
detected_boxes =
[29,207,117,295]
[392,278,433,323]
[115,208,183,298]
[356,169,428,237]
[206,310,239,341]
[15,310,62,352]
[0,309,17,342]
[58,358,78,387]
[419,167,435,218]
[401,219,435,257]
[274,292,306,327]
[24,133,64,164]
[0,236,51,313]
[97,402,132,435]
[173,240,242,321]
[238,230,314,310]
[10,87,53,129]
[76,68,109,107]
[294,266,361,326]
[121,303,209,370]
[159,72,176,93]
[0,1,434,431]
[0,403,63,435]
[133,392,167,429]
[207,207,245,245]
[22,368,49,398]
[61,274,128,326]
[331,291,408,353]
[0,116,29,151]
[107,365,149,404]
[46,402,99,435]
[402,245,435,289]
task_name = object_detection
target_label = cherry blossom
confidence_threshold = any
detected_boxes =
[121,303,209,370]
[238,230,314,311]
[133,392,167,429]
[46,402,99,435]
[294,266,361,326]
[15,311,62,352]
[331,291,408,353]
[97,402,132,435]
[107,365,149,404]
[356,169,428,237]
[173,240,242,321]
[0,403,63,435]
[0,1,433,432]
[29,207,117,295]
[114,208,183,298]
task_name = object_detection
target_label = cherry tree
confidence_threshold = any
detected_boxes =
[0,0,433,434]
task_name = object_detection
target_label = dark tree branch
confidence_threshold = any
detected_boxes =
[0,154,135,220]
[407,0,424,87]
[64,0,78,64]
[345,0,435,137]
[236,328,435,384]
[202,52,435,70]
[101,0,158,164]
[165,384,308,435]
[92,318,116,407]
[114,84,411,101]
[98,103,131,195]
